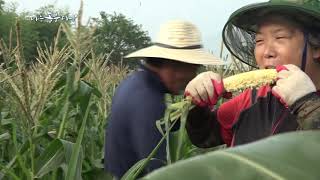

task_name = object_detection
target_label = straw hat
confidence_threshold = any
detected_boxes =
[125,20,224,65]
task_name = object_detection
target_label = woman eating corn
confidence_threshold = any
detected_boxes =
[185,0,320,148]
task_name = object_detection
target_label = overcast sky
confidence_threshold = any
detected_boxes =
[6,0,265,55]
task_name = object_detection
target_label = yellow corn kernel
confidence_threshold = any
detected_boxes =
[223,69,277,92]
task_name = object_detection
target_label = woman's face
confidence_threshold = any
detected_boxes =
[254,15,320,89]
[254,16,306,69]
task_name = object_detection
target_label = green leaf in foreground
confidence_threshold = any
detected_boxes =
[142,131,320,180]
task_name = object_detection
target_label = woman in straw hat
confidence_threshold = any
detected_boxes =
[104,20,223,178]
[185,0,320,148]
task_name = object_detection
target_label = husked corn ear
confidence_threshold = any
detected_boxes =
[224,69,277,92]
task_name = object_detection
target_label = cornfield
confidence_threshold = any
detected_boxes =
[0,4,128,179]
[0,1,281,180]
[0,17,261,180]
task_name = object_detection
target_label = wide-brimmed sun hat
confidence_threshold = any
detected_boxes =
[125,20,224,65]
[222,0,320,68]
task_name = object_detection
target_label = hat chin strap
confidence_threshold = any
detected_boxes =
[301,32,308,72]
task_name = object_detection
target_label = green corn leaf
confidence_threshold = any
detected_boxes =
[0,132,50,179]
[0,132,10,142]
[142,131,320,180]
[175,100,191,160]
[82,168,114,180]
[34,139,81,178]
[0,163,20,180]
[121,158,148,180]
[122,119,179,180]
[80,65,90,78]
[1,118,14,126]
[69,80,101,113]
[34,140,65,178]
[121,158,166,180]
[66,65,76,97]
[66,95,92,180]
[34,138,83,178]
[164,104,172,164]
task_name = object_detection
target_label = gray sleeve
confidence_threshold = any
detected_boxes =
[291,92,320,129]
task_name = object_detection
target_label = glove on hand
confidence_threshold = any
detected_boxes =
[185,71,227,107]
[272,64,316,107]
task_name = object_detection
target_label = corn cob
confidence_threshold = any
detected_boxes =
[165,69,278,124]
[223,69,277,92]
